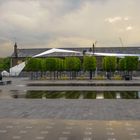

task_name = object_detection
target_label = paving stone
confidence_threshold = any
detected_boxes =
[0,119,139,140]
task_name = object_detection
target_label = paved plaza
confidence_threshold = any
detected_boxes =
[0,99,140,120]
[0,119,140,140]
[0,77,140,139]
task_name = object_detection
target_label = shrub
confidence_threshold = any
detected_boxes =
[112,75,122,80]
[94,75,106,80]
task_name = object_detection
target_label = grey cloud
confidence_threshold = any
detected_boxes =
[38,0,108,16]
[0,0,9,5]
[0,0,140,57]
[38,0,84,16]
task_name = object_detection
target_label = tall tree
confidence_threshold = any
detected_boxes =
[118,58,126,76]
[118,56,139,79]
[45,58,58,80]
[65,57,81,79]
[125,56,139,79]
[83,56,96,80]
[26,58,42,79]
[103,56,117,79]
[56,58,64,79]
[125,56,139,72]
[26,58,41,71]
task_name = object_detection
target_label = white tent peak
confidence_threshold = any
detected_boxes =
[33,48,81,58]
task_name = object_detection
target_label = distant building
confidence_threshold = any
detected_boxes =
[11,43,140,69]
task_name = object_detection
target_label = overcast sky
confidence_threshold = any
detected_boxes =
[0,0,140,57]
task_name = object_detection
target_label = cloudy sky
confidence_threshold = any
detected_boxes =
[0,0,140,57]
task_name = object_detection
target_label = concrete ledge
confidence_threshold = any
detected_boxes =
[27,80,140,86]
[26,86,140,91]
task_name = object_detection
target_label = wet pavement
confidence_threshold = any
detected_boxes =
[0,78,140,121]
[0,99,140,120]
[0,77,140,139]
[1,77,140,92]
[0,119,140,140]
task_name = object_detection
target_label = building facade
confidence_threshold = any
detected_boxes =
[11,43,140,69]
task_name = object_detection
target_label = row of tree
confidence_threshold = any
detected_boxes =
[25,56,96,79]
[102,56,139,79]
[25,56,139,80]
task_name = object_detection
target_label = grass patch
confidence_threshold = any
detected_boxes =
[94,75,106,80]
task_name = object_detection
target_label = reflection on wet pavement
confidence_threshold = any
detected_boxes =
[9,91,140,99]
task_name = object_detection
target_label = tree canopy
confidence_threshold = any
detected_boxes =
[0,57,10,71]
[102,56,117,72]
[83,56,96,79]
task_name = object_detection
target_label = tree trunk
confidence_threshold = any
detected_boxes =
[130,71,133,80]
[70,71,72,80]
[60,71,62,79]
[50,71,52,80]
[31,71,33,80]
[89,70,92,80]
[56,71,59,80]
[54,71,55,80]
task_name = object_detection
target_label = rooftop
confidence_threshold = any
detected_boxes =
[11,47,140,58]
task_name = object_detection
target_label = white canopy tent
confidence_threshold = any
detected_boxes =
[86,52,140,57]
[1,70,10,77]
[10,62,26,76]
[33,48,81,58]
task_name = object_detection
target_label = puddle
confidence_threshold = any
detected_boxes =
[9,91,140,99]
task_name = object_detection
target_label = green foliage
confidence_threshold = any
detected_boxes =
[94,75,106,80]
[102,56,117,72]
[119,56,139,72]
[65,57,81,71]
[25,57,65,73]
[0,59,3,71]
[56,58,64,71]
[83,56,96,71]
[111,75,122,80]
[60,76,69,80]
[83,56,96,79]
[118,58,126,71]
[0,57,10,71]
[26,58,42,71]
[125,56,139,71]
[45,58,58,71]
[25,55,139,80]
[41,59,47,72]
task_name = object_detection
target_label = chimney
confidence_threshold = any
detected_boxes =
[14,42,18,58]
[92,43,95,53]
